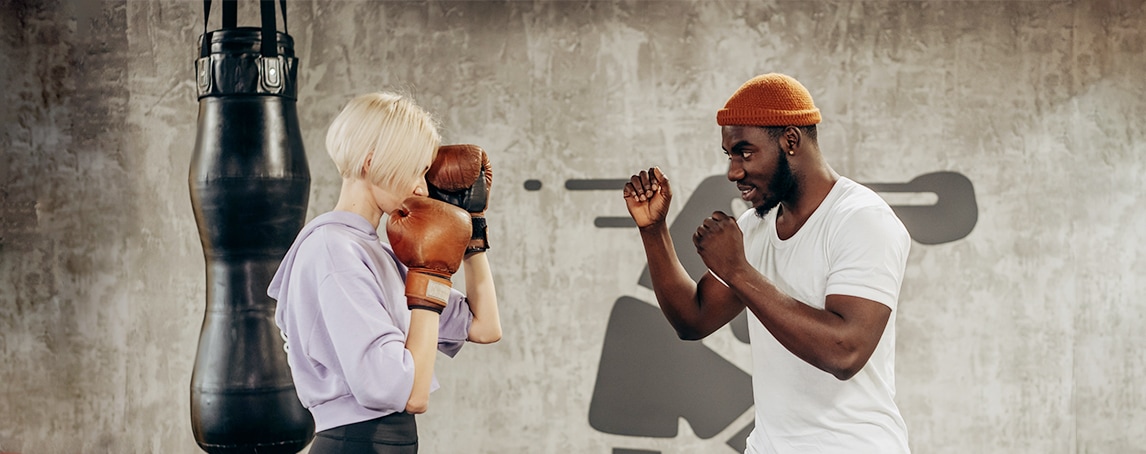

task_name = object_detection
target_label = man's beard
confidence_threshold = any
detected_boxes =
[755,150,798,218]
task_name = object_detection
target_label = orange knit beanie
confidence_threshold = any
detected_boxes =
[716,73,821,126]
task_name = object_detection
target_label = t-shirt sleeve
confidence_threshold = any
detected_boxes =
[315,269,416,413]
[436,288,473,357]
[825,206,911,311]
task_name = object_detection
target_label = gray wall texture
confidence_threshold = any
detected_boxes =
[2,0,1144,453]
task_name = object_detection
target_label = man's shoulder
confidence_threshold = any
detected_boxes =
[829,178,909,240]
[828,179,896,221]
[834,177,890,210]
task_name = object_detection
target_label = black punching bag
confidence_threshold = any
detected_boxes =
[188,1,314,452]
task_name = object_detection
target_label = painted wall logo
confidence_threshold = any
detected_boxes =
[532,172,977,453]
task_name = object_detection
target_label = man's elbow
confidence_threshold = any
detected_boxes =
[667,314,723,341]
[674,325,711,341]
[830,365,861,381]
[827,352,868,381]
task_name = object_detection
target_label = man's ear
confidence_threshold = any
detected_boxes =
[783,126,801,152]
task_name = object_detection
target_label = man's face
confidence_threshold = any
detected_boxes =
[721,125,798,217]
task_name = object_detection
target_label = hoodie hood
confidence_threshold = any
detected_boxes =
[267,211,382,301]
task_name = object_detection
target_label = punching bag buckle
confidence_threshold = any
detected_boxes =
[260,56,283,91]
[196,57,212,94]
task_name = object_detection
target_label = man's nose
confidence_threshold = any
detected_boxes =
[727,160,744,182]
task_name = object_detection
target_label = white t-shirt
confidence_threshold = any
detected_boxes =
[737,177,911,454]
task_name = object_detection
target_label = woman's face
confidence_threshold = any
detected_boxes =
[373,156,433,213]
[411,161,431,197]
[409,152,433,197]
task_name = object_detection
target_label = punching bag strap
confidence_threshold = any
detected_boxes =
[200,0,239,58]
[260,1,276,57]
[201,0,238,31]
[222,0,237,29]
[259,0,285,89]
[200,0,211,58]
[280,0,289,34]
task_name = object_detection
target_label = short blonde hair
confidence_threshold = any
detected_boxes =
[325,92,441,192]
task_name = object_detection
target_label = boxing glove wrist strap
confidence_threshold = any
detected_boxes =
[405,271,452,310]
[408,304,444,314]
[467,216,489,255]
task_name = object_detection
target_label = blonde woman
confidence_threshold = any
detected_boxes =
[268,92,501,453]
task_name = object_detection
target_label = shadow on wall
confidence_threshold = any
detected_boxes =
[569,171,977,453]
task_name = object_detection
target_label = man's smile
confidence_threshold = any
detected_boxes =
[737,183,758,202]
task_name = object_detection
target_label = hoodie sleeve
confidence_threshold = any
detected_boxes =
[436,288,473,357]
[315,269,415,413]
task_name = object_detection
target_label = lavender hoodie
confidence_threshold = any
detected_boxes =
[268,211,472,432]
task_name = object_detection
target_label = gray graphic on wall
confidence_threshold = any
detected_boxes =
[528,172,977,453]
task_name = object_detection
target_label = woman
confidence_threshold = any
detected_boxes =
[268,92,502,453]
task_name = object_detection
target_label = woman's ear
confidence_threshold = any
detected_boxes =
[361,153,374,177]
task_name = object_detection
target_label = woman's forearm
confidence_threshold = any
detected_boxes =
[463,252,502,343]
[404,309,440,413]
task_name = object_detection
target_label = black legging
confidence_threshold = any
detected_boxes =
[308,412,418,454]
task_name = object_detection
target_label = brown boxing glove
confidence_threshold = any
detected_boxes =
[426,144,492,255]
[385,197,472,313]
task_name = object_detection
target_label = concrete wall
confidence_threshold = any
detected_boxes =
[2,0,1144,453]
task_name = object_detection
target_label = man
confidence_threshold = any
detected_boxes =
[623,73,911,454]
